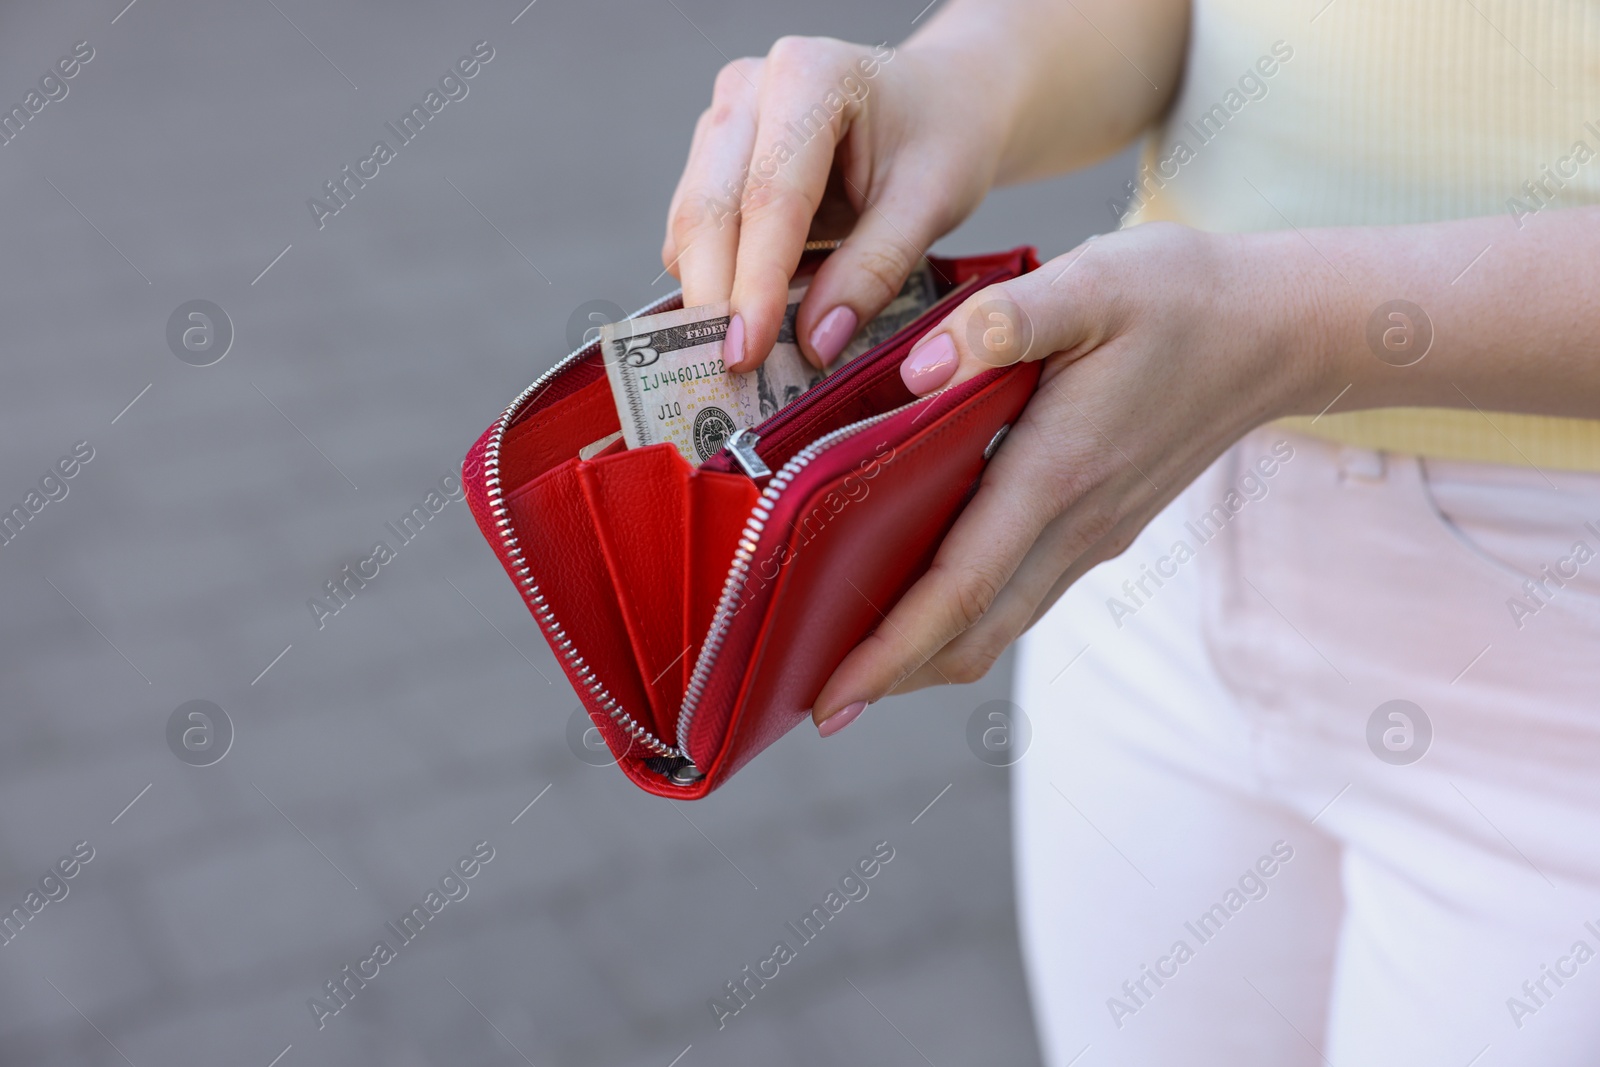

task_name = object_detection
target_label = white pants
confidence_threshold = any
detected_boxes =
[1013,427,1600,1067]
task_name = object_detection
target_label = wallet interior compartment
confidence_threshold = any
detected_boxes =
[497,357,620,499]
[503,456,660,753]
[511,443,758,751]
[492,248,1029,501]
[575,444,694,742]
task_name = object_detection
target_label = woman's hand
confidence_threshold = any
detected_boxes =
[661,0,1188,372]
[661,34,1016,371]
[811,222,1331,732]
[808,200,1600,733]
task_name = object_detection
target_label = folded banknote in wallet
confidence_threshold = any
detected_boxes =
[463,243,1041,797]
[597,260,938,466]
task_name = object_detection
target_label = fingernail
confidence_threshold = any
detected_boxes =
[900,332,958,394]
[810,306,858,367]
[817,700,867,738]
[724,313,746,369]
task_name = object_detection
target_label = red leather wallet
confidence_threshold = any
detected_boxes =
[463,245,1041,797]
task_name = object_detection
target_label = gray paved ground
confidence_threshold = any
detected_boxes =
[0,2,1129,1063]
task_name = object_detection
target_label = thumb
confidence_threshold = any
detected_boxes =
[898,241,1107,395]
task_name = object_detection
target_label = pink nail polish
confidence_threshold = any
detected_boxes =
[810,306,858,366]
[900,333,958,394]
[817,700,867,737]
[724,313,746,369]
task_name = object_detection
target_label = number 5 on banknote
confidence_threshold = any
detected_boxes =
[616,335,659,368]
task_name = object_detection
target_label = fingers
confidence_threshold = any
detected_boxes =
[809,421,1065,728]
[663,58,762,306]
[725,38,872,370]
[809,356,1184,730]
[889,510,1118,695]
[899,240,1113,395]
[811,456,1157,725]
[898,482,1178,694]
[793,179,947,369]
[839,377,1217,708]
[809,226,1242,730]
[668,38,953,372]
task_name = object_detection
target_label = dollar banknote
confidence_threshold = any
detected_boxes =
[599,261,941,467]
[600,281,819,465]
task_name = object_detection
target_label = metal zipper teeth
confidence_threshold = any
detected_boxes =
[482,291,686,762]
[675,392,938,759]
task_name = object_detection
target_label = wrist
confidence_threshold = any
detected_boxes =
[1224,229,1359,424]
[898,34,1029,183]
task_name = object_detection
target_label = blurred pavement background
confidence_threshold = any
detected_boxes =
[0,1,1130,1063]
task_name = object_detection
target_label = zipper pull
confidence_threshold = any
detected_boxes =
[668,761,704,787]
[724,427,771,480]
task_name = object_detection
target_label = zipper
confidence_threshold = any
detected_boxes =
[481,290,688,763]
[675,393,936,760]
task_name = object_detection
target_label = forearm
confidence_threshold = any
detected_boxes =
[906,0,1189,184]
[1262,207,1600,422]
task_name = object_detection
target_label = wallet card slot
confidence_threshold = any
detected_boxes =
[504,446,758,758]
[577,444,692,741]
[504,459,660,758]
[499,372,621,497]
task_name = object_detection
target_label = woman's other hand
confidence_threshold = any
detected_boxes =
[811,222,1331,730]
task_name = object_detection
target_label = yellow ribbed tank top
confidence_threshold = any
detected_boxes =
[1124,0,1600,471]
